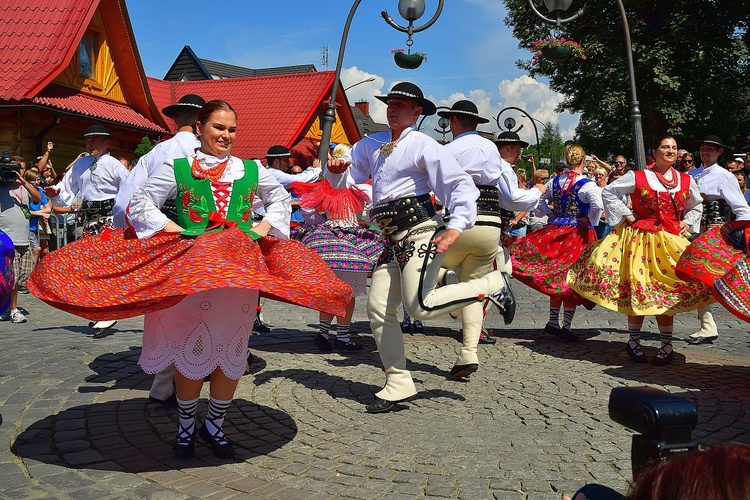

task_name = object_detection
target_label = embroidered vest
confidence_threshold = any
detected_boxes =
[173,157,259,238]
[548,177,591,226]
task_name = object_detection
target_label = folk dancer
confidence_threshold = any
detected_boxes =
[29,100,352,459]
[439,103,543,379]
[510,144,603,342]
[568,135,713,365]
[676,135,750,336]
[325,82,515,413]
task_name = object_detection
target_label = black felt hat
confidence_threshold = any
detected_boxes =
[266,145,292,158]
[374,82,436,116]
[493,130,529,149]
[690,135,733,153]
[437,100,489,124]
[162,94,206,118]
[78,124,114,140]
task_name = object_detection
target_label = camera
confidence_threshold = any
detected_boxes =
[609,386,698,478]
[521,154,533,161]
[0,151,21,183]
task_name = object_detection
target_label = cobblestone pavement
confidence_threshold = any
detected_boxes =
[1,280,749,499]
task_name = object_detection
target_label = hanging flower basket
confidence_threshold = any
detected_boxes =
[392,49,427,70]
[530,37,585,65]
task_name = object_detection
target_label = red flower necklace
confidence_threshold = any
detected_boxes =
[652,165,679,189]
[191,156,230,181]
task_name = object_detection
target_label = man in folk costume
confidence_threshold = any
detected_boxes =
[44,124,129,337]
[111,94,205,405]
[326,82,514,413]
[114,94,205,228]
[438,101,544,380]
[676,135,750,342]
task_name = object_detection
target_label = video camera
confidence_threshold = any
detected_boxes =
[0,151,21,183]
[609,386,698,478]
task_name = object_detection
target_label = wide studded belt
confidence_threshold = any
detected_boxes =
[370,194,436,235]
[81,198,115,217]
[476,184,501,215]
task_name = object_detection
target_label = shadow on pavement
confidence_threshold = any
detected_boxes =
[11,397,296,473]
[508,330,750,445]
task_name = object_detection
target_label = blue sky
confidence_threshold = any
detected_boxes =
[125,0,579,144]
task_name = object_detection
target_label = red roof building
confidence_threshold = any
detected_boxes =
[0,0,360,169]
[148,73,361,164]
[0,0,168,165]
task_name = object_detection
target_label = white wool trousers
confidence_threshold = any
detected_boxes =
[367,216,506,401]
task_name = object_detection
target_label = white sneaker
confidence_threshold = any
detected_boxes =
[10,309,27,323]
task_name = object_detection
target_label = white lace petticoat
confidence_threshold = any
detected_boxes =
[139,288,258,380]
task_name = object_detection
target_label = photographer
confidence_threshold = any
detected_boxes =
[0,154,41,323]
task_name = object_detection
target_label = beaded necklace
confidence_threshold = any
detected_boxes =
[652,165,679,190]
[191,156,230,181]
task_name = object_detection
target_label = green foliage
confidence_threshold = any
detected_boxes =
[504,0,750,156]
[134,136,154,159]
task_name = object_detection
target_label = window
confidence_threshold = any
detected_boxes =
[78,33,97,79]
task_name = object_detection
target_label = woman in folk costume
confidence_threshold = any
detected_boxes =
[28,100,351,460]
[291,143,384,352]
[509,144,603,342]
[713,225,750,322]
[567,135,713,365]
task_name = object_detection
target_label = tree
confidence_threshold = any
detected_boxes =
[503,0,750,156]
[134,136,154,160]
[539,122,565,165]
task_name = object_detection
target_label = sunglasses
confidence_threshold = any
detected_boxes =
[613,161,625,165]
[684,159,694,163]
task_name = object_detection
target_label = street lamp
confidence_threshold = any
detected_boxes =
[316,0,445,165]
[416,106,450,142]
[526,0,646,170]
[496,107,541,165]
[344,77,376,91]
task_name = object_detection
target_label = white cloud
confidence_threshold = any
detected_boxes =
[339,69,580,143]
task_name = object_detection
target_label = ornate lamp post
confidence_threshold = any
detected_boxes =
[317,0,444,165]
[496,107,541,165]
[417,106,450,142]
[526,0,646,169]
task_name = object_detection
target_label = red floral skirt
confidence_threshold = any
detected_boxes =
[27,227,352,320]
[714,257,750,323]
[510,223,597,307]
[675,222,748,286]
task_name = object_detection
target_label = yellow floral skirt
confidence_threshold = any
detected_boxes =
[567,225,714,316]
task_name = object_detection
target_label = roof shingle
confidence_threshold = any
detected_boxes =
[0,0,96,100]
[148,72,343,159]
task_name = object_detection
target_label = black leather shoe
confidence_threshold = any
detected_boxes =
[199,422,235,459]
[412,319,424,334]
[478,334,496,345]
[447,363,478,380]
[173,426,196,460]
[92,320,117,339]
[365,396,413,413]
[652,348,675,366]
[400,317,412,333]
[543,324,561,336]
[314,333,333,352]
[558,327,579,342]
[626,342,648,364]
[687,335,718,345]
[253,317,271,333]
[333,338,364,351]
[148,393,177,408]
[487,273,516,325]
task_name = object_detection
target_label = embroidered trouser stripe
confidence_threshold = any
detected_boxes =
[367,217,505,401]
